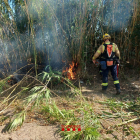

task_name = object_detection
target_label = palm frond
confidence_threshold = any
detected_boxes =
[44,88,51,103]
[5,111,26,131]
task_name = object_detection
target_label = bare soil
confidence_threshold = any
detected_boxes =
[0,123,61,140]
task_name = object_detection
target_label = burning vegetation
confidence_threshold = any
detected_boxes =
[62,61,78,80]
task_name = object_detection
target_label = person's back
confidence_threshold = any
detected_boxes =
[92,34,121,95]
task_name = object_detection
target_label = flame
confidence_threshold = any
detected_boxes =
[62,61,77,80]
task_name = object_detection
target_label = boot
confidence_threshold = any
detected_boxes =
[116,89,121,95]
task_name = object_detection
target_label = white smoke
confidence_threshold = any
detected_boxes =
[102,0,133,32]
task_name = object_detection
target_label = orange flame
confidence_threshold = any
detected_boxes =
[62,61,77,80]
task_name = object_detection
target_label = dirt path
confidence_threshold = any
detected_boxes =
[0,123,61,140]
[80,68,140,140]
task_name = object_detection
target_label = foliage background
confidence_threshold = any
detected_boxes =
[0,0,140,76]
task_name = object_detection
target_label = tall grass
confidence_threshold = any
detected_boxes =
[0,0,139,77]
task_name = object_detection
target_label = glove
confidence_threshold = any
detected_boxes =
[92,59,96,64]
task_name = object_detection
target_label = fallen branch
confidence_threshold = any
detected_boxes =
[117,118,140,126]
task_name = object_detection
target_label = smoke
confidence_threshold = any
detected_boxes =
[3,0,134,78]
[34,28,66,71]
[103,0,133,32]
[26,0,78,70]
[0,0,70,78]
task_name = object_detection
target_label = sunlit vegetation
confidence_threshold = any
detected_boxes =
[0,0,140,139]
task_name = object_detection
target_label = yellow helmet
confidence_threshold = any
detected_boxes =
[103,33,111,40]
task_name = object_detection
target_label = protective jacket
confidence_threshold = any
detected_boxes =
[100,43,115,60]
[92,41,120,61]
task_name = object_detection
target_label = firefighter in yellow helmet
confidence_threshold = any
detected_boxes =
[92,33,121,95]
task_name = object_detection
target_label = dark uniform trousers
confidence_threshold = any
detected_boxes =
[102,65,120,90]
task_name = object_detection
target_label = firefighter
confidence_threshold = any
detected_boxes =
[92,33,121,95]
